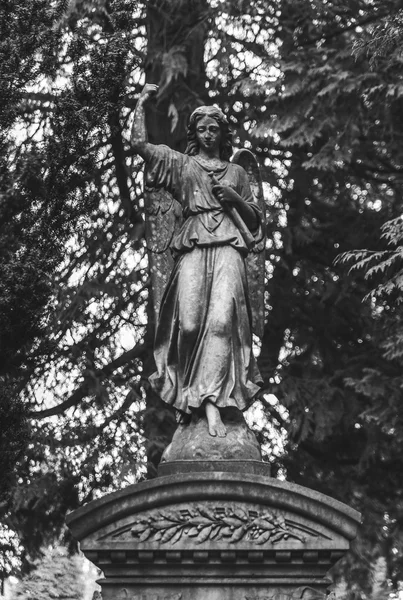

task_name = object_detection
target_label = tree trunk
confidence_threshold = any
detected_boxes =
[145,0,210,150]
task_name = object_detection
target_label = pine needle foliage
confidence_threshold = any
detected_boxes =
[337,216,403,303]
[353,8,403,68]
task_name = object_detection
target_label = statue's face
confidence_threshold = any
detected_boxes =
[195,116,221,154]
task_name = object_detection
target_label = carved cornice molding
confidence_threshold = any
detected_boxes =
[66,472,361,544]
[85,548,344,566]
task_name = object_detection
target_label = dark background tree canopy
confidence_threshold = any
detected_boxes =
[1,0,403,595]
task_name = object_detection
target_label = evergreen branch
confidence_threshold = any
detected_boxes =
[213,31,272,61]
[257,392,288,427]
[109,111,143,224]
[52,388,141,447]
[20,91,58,103]
[299,10,392,47]
[29,342,147,419]
[353,162,403,179]
[358,148,403,174]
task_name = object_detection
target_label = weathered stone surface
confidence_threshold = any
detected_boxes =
[66,468,361,599]
[133,89,266,437]
[161,407,262,462]
[158,459,271,477]
[101,584,327,600]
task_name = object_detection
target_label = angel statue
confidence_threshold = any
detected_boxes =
[131,83,265,439]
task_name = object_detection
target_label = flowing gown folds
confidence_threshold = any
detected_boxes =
[146,145,263,413]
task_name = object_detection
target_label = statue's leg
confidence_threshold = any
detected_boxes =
[205,399,226,437]
[169,246,257,422]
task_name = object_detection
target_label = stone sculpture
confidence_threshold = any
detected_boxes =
[131,84,266,440]
[66,85,361,600]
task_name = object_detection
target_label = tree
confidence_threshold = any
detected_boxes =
[2,0,403,594]
[0,1,53,511]
[353,4,403,68]
[257,0,403,592]
[0,0,103,581]
[12,545,90,600]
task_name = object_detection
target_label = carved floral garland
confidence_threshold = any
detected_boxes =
[131,504,304,545]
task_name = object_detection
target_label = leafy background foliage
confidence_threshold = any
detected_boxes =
[2,0,403,597]
[9,546,99,600]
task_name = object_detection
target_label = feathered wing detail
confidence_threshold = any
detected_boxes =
[232,149,266,338]
[144,185,182,324]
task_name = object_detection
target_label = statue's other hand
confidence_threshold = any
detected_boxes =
[212,184,241,207]
[139,83,159,102]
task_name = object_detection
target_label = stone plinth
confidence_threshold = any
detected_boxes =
[161,408,262,462]
[66,464,361,600]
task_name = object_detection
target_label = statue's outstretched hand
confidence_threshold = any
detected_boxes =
[139,83,159,102]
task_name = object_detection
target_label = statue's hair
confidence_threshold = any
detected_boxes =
[185,106,233,161]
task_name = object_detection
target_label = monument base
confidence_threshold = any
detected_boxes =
[161,408,262,463]
[66,463,361,600]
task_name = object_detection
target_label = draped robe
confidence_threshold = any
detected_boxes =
[146,145,263,413]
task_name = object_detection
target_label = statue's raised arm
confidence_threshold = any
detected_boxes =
[131,83,159,160]
[131,88,265,451]
[131,85,183,324]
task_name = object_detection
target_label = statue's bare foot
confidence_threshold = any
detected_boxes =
[205,401,226,437]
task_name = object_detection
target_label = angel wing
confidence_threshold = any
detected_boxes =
[232,149,266,338]
[144,185,182,325]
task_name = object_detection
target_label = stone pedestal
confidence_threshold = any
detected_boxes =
[66,462,361,600]
[161,408,262,462]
